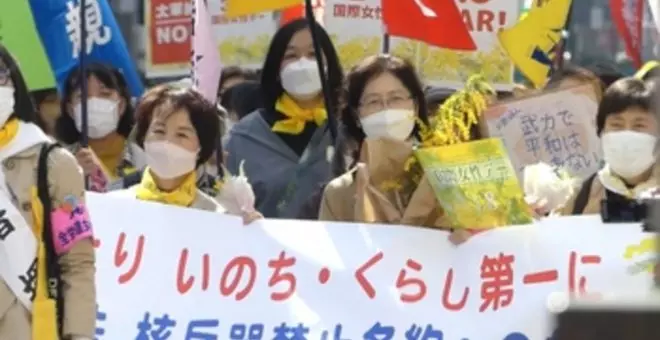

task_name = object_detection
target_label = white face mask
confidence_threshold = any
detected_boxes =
[359,109,416,141]
[602,130,657,179]
[74,97,120,139]
[280,57,322,99]
[0,87,15,126]
[145,140,198,180]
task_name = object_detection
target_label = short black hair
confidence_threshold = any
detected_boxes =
[55,63,134,144]
[222,81,263,120]
[31,88,59,106]
[134,85,220,167]
[596,77,654,135]
[260,18,343,111]
[424,87,455,115]
[341,54,429,157]
[584,62,625,90]
[546,64,599,90]
[217,66,257,95]
[0,43,42,126]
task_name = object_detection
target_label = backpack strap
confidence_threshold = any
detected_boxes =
[572,173,597,215]
[36,143,64,336]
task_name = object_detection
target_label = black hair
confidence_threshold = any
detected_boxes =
[260,18,343,111]
[31,88,59,106]
[134,85,220,167]
[55,63,134,144]
[0,43,43,126]
[596,77,654,135]
[584,62,625,90]
[217,66,257,96]
[222,81,264,120]
[424,87,455,116]
[341,54,429,167]
[546,64,599,90]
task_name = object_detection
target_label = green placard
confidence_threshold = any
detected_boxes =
[0,0,55,90]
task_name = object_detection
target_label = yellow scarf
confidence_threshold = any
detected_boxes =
[272,94,326,135]
[89,134,129,180]
[0,118,19,147]
[135,168,197,207]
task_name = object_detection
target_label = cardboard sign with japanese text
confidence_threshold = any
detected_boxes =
[144,0,276,78]
[416,138,532,229]
[484,84,602,180]
[87,193,651,339]
[323,0,518,90]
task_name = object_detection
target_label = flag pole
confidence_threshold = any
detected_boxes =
[304,0,337,141]
[382,34,390,53]
[79,0,89,147]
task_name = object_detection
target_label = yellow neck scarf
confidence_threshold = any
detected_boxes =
[272,93,326,135]
[89,134,127,179]
[0,118,19,148]
[135,168,197,207]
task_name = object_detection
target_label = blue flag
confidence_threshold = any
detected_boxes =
[28,0,144,97]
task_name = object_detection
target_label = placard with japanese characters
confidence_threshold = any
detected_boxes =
[88,193,650,339]
[484,84,602,180]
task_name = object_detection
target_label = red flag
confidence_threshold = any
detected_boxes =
[382,0,476,50]
[610,0,644,67]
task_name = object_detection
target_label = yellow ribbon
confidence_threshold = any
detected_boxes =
[0,118,19,148]
[30,188,58,340]
[135,168,197,207]
[272,94,326,135]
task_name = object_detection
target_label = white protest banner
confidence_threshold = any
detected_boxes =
[88,193,651,339]
[484,84,602,180]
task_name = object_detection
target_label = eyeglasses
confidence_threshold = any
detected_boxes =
[359,94,412,113]
[0,68,11,87]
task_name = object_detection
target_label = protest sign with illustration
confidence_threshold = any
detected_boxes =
[416,138,531,229]
[324,0,518,89]
[484,84,602,180]
[144,0,275,78]
[87,193,652,339]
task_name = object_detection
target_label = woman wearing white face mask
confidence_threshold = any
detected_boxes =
[55,63,146,192]
[560,77,660,215]
[111,86,261,224]
[225,19,344,218]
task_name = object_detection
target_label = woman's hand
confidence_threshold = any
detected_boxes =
[528,199,550,219]
[241,210,263,225]
[75,148,101,175]
[448,229,472,246]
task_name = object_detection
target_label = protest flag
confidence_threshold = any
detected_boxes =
[280,4,305,27]
[191,0,222,104]
[225,0,301,19]
[498,0,573,88]
[610,0,644,68]
[28,0,144,98]
[382,0,475,51]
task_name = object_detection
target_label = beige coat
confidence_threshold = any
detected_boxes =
[0,144,96,339]
[559,169,657,216]
[112,185,226,212]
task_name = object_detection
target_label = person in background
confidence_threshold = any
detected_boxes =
[112,85,261,224]
[546,64,603,92]
[56,63,145,192]
[217,66,257,98]
[31,88,60,136]
[225,18,344,218]
[559,77,658,216]
[221,80,264,123]
[0,43,95,340]
[424,86,454,117]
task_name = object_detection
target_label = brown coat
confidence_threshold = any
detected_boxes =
[319,168,448,227]
[0,144,96,339]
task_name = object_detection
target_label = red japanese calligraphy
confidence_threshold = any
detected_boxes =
[333,4,346,17]
[176,248,210,294]
[354,252,384,299]
[395,259,427,303]
[113,232,145,284]
[347,5,360,18]
[267,251,297,301]
[568,251,602,298]
[523,269,558,285]
[479,253,514,312]
[219,255,257,301]
[362,5,375,19]
[442,269,469,311]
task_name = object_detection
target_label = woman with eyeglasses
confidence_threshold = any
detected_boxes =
[56,63,146,192]
[224,19,344,218]
[0,44,96,340]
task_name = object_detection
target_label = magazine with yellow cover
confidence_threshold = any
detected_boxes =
[415,138,532,229]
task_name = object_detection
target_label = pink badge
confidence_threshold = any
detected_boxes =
[50,199,94,255]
